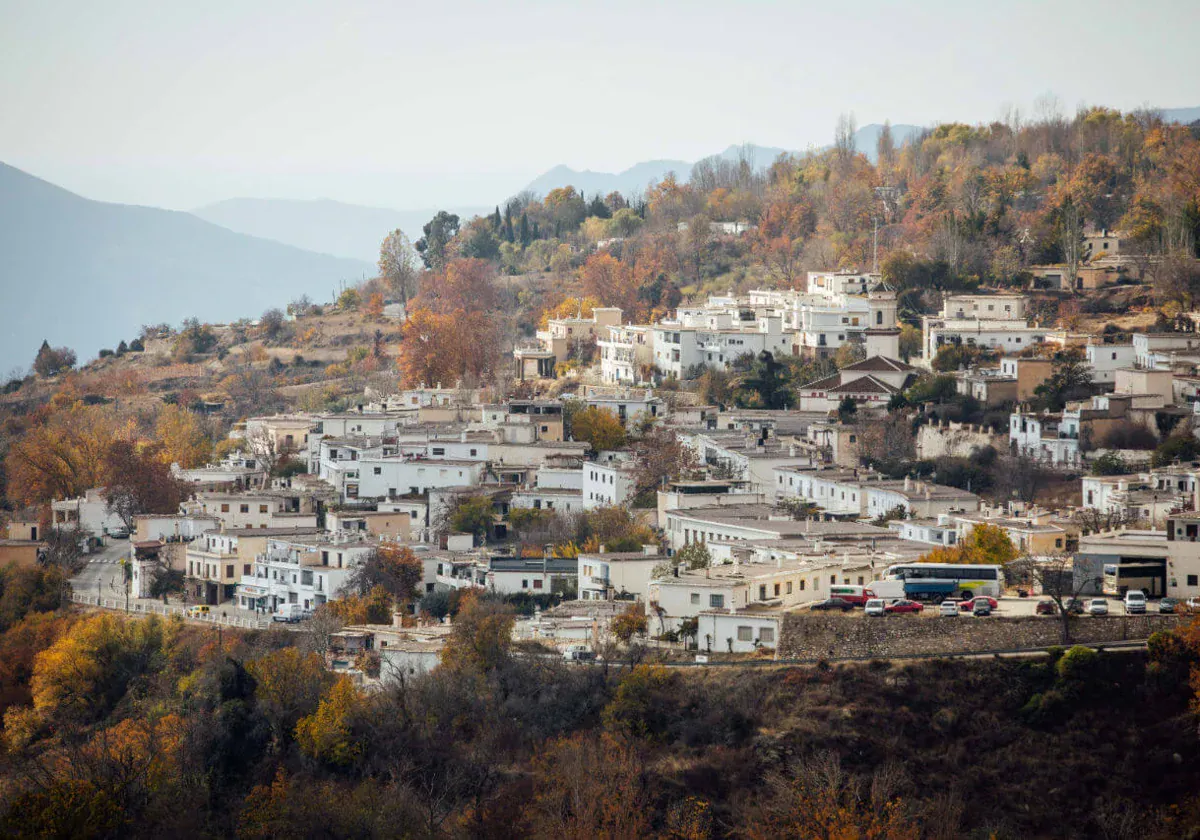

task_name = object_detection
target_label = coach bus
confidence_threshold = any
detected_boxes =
[880,563,1004,602]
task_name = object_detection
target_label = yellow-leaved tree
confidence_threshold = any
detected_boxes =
[294,676,364,768]
[154,403,213,468]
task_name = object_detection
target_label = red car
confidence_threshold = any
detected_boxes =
[885,599,924,614]
[959,596,999,612]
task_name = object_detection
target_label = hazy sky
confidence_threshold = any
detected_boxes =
[2,0,1198,210]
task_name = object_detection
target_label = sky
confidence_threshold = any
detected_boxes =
[2,0,1199,211]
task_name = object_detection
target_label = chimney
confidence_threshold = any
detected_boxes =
[599,544,607,554]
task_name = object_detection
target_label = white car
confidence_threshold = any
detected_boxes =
[563,644,596,662]
[1123,590,1147,614]
[940,600,960,617]
[864,598,886,617]
[1087,599,1109,616]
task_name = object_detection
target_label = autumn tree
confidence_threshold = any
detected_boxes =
[365,292,385,319]
[578,253,640,318]
[33,340,77,377]
[378,228,421,306]
[341,544,423,607]
[631,426,697,502]
[7,614,170,738]
[5,401,129,508]
[611,602,649,643]
[246,647,335,749]
[530,733,651,838]
[154,404,212,468]
[568,406,627,451]
[104,440,189,531]
[295,676,365,768]
[439,592,514,675]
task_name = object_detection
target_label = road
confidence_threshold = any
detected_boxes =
[71,539,132,603]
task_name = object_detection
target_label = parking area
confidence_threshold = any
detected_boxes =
[859,596,1175,619]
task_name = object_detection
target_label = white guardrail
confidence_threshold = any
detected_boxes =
[69,593,269,630]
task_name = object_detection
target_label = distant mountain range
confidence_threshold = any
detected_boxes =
[193,198,490,263]
[0,162,370,372]
[1164,106,1200,124]
[519,124,924,198]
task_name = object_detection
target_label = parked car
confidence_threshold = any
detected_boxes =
[959,596,999,612]
[107,528,130,540]
[811,597,856,612]
[272,604,305,623]
[885,599,924,615]
[563,644,596,662]
[1088,599,1109,616]
[1124,590,1147,614]
[972,600,993,617]
[1064,598,1086,615]
[1035,599,1058,616]
[1187,597,1200,613]
[187,605,210,618]
[864,598,886,617]
[1159,598,1179,614]
[939,600,961,617]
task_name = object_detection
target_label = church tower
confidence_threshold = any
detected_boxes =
[864,284,901,359]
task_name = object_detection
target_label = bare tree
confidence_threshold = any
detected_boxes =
[1073,507,1143,536]
[1007,553,1102,643]
[244,425,295,485]
[834,112,858,168]
[1059,193,1084,293]
[378,229,421,308]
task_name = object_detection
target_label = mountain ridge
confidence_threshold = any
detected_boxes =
[519,124,923,198]
[0,162,370,372]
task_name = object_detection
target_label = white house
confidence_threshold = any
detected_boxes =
[577,548,666,601]
[1086,343,1136,385]
[583,461,638,508]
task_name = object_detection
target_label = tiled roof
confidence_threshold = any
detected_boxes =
[825,375,898,395]
[801,373,841,391]
[842,355,916,373]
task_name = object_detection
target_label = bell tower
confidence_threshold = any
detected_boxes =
[865,285,900,359]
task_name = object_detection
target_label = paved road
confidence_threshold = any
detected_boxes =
[71,539,131,603]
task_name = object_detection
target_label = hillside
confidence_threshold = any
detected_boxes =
[521,124,924,197]
[194,198,491,263]
[0,163,371,371]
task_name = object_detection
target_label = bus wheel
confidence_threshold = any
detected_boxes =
[960,590,973,600]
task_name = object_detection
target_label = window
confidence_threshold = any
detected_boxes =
[759,627,775,644]
[690,593,700,604]
[737,626,753,641]
[432,447,445,456]
[259,504,268,513]
[774,583,781,596]
[759,585,767,600]
[374,467,382,475]
[470,449,477,456]
[1189,575,1198,587]
[533,579,543,589]
[221,504,230,513]
[830,575,836,584]
[709,594,725,609]
[225,564,233,578]
[787,581,793,594]
[239,504,249,513]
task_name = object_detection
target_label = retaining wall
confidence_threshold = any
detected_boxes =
[777,613,1183,660]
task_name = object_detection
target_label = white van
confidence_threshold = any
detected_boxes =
[1124,590,1147,614]
[864,599,886,617]
[273,604,306,623]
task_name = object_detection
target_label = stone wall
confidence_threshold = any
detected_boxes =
[915,421,1003,459]
[777,613,1183,660]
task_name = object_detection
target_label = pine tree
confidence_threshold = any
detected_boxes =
[491,206,502,231]
[504,206,515,243]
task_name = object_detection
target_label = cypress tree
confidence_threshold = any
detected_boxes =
[519,213,530,246]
